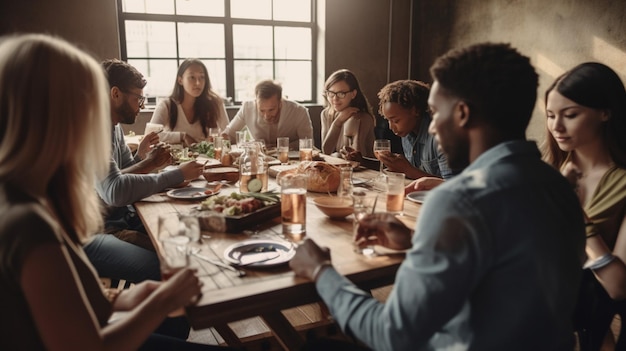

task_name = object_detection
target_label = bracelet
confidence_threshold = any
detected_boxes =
[583,253,616,270]
[311,260,332,282]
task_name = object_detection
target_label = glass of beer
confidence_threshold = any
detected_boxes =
[299,138,313,162]
[213,136,223,160]
[385,171,405,214]
[277,137,290,165]
[280,174,307,242]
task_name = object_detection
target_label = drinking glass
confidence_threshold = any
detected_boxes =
[235,130,247,149]
[144,122,163,136]
[208,127,220,143]
[343,116,359,148]
[157,214,191,278]
[213,136,223,160]
[277,137,290,165]
[373,139,391,176]
[385,171,405,214]
[352,190,379,256]
[280,174,307,242]
[299,138,313,162]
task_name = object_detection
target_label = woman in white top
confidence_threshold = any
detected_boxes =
[150,59,229,145]
[320,69,375,159]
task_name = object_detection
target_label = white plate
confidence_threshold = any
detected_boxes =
[406,191,429,204]
[223,239,296,267]
[166,187,219,200]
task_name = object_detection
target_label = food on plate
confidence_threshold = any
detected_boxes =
[199,191,279,216]
[277,161,340,193]
[189,140,215,158]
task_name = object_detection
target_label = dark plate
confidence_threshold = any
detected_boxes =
[223,239,296,267]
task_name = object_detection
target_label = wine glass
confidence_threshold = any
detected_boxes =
[373,139,391,177]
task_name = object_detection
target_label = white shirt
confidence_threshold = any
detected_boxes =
[150,99,230,144]
[223,99,313,149]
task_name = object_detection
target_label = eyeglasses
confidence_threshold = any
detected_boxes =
[122,90,146,105]
[324,90,351,99]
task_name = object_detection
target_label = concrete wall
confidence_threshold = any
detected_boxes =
[411,0,626,143]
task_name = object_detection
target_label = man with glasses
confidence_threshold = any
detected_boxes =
[222,79,313,149]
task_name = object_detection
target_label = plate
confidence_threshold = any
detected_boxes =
[223,239,296,267]
[193,201,282,233]
[166,187,219,200]
[406,191,429,204]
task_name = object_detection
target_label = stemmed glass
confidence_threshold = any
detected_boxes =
[373,139,391,177]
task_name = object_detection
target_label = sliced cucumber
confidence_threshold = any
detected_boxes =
[247,178,263,192]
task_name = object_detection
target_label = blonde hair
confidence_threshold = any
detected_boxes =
[0,34,111,242]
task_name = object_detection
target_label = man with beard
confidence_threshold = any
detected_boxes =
[86,60,203,282]
[222,79,313,149]
[291,43,586,350]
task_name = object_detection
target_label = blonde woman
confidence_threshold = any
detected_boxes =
[0,34,227,350]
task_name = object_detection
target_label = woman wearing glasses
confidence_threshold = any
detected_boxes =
[150,59,229,146]
[320,69,376,160]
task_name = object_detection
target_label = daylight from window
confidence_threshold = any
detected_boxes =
[120,0,313,104]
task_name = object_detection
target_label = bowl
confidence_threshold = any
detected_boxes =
[203,167,239,183]
[313,197,354,219]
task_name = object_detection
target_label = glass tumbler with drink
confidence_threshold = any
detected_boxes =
[277,137,290,165]
[299,138,313,162]
[352,190,379,256]
[280,174,307,243]
[373,139,391,176]
[385,171,405,214]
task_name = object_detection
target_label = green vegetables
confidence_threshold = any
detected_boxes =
[190,141,215,158]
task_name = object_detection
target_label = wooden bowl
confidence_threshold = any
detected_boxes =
[313,197,353,219]
[203,167,239,183]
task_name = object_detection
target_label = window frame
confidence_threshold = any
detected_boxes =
[116,0,317,104]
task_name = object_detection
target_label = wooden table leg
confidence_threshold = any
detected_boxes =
[262,311,306,350]
[213,324,244,347]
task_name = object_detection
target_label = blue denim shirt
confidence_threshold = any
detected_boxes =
[316,140,585,351]
[401,113,453,179]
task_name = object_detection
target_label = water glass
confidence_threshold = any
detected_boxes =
[337,166,353,198]
[157,214,191,279]
[236,130,247,148]
[277,137,290,165]
[280,174,307,242]
[144,122,163,135]
[299,138,313,162]
[385,171,405,214]
[352,190,378,256]
[208,127,220,142]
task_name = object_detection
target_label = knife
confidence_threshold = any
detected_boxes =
[191,252,246,277]
[237,251,281,266]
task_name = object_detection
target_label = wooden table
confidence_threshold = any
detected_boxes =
[134,164,421,350]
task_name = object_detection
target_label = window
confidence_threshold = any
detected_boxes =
[117,0,316,104]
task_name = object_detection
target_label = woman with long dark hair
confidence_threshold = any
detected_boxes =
[151,59,229,146]
[543,62,626,350]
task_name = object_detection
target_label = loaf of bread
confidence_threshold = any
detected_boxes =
[277,161,340,193]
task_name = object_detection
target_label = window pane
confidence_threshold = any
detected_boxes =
[273,0,311,22]
[274,27,311,59]
[275,61,311,101]
[126,21,176,57]
[178,23,225,58]
[231,0,271,19]
[128,59,178,98]
[201,59,227,99]
[122,0,174,14]
[233,25,273,59]
[176,0,224,16]
[234,61,273,102]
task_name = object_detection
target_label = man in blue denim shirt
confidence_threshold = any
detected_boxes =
[377,80,454,180]
[292,43,585,350]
